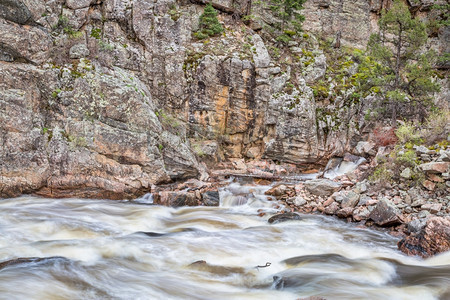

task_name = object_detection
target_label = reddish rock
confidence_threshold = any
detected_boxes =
[421,203,442,214]
[155,191,198,207]
[324,202,339,215]
[428,174,444,183]
[398,217,450,258]
[336,207,354,218]
[419,162,450,174]
[422,180,436,191]
[323,197,334,207]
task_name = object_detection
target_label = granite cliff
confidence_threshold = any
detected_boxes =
[0,0,448,198]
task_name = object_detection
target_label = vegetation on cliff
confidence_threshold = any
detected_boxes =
[358,0,440,124]
[194,4,224,40]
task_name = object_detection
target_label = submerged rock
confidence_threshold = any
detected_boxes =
[0,256,69,270]
[398,217,450,258]
[268,212,302,224]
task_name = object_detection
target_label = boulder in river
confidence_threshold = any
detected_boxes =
[368,198,402,226]
[398,217,450,258]
[202,191,220,206]
[304,179,341,196]
[268,212,302,224]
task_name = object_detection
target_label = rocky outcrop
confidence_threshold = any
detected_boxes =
[398,217,450,258]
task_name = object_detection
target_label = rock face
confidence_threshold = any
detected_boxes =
[398,217,450,258]
[0,0,447,198]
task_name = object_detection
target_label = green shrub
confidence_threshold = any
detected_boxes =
[193,4,223,40]
[368,165,393,184]
[395,122,421,144]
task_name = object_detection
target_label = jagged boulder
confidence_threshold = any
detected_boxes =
[369,198,402,226]
[398,217,450,258]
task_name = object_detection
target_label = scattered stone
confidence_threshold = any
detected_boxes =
[324,202,339,215]
[369,198,402,226]
[419,162,450,174]
[304,179,341,196]
[355,141,376,156]
[418,210,431,218]
[265,184,289,197]
[400,168,412,179]
[398,217,450,258]
[354,181,368,194]
[422,180,436,191]
[411,199,425,207]
[268,212,302,224]
[357,195,372,206]
[428,174,444,183]
[421,203,442,214]
[336,207,353,218]
[294,196,307,206]
[353,207,370,221]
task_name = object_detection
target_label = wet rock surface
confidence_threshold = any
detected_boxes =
[268,212,302,224]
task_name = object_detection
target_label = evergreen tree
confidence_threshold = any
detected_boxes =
[194,4,223,40]
[269,0,306,43]
[362,0,439,124]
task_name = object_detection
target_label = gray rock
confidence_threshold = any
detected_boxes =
[294,196,307,206]
[369,198,402,226]
[357,195,372,206]
[355,141,376,156]
[251,34,270,68]
[407,218,427,233]
[268,213,301,224]
[354,181,368,194]
[66,0,93,10]
[0,0,32,24]
[305,53,326,84]
[418,210,431,218]
[69,44,90,59]
[400,168,412,179]
[414,145,430,154]
[341,191,360,208]
[304,179,341,196]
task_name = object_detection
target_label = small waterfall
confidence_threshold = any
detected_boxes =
[324,156,367,179]
[133,193,154,204]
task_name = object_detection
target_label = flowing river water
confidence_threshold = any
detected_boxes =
[1,181,449,300]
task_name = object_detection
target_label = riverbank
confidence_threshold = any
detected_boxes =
[147,147,450,258]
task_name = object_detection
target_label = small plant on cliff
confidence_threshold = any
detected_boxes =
[360,0,439,124]
[193,4,223,40]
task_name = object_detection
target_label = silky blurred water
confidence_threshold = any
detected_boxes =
[0,182,449,300]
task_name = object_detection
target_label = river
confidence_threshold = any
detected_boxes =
[0,181,449,299]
